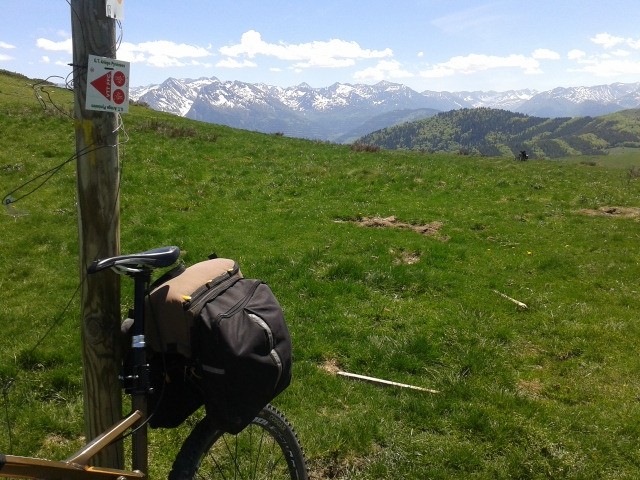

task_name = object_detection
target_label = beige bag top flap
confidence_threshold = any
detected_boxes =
[146,258,240,356]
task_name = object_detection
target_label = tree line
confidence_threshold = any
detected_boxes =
[357,107,640,158]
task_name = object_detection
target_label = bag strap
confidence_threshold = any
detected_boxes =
[149,262,186,292]
[184,263,242,317]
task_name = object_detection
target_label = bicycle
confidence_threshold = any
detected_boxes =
[0,246,308,479]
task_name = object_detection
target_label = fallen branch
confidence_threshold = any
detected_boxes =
[493,290,528,310]
[336,370,439,394]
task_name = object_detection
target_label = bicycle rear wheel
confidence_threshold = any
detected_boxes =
[169,404,308,480]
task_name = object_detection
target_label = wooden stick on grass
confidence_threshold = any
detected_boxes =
[336,370,439,394]
[493,290,528,310]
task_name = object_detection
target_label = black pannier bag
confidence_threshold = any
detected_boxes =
[145,352,203,429]
[143,258,292,433]
[187,276,293,434]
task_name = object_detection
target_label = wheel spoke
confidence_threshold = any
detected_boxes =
[169,405,308,479]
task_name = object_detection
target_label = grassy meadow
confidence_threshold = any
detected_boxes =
[2,70,640,478]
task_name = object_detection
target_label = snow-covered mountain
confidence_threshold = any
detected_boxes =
[130,78,640,142]
[517,83,640,117]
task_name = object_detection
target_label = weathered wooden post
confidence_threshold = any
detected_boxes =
[71,0,122,469]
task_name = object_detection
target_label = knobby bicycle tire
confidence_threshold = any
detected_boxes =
[168,404,308,480]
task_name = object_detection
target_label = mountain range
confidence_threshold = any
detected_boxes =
[130,78,640,143]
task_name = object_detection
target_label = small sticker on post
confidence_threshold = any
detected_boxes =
[106,0,124,20]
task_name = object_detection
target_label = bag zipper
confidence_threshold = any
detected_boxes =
[184,264,242,316]
[203,280,283,389]
[220,281,283,388]
[219,280,262,320]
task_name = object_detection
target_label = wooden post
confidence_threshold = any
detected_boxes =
[71,0,122,469]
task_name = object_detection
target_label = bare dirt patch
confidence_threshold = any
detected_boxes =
[393,249,421,265]
[517,379,544,399]
[321,358,341,375]
[346,215,449,241]
[578,206,640,219]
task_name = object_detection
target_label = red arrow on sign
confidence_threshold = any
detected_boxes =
[90,71,112,100]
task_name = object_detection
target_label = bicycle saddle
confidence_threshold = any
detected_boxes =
[88,246,181,274]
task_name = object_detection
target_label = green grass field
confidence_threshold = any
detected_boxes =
[2,70,640,478]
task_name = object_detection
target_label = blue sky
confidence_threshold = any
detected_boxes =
[2,1,640,92]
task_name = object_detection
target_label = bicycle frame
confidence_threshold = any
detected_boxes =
[0,410,143,479]
[128,268,152,475]
[0,247,181,479]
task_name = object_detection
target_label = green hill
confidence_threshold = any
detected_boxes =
[358,107,640,158]
[2,70,640,479]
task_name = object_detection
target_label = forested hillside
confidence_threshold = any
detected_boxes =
[358,107,640,158]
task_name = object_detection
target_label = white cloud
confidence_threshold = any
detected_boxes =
[354,59,413,81]
[118,40,211,67]
[216,58,257,69]
[416,48,557,81]
[420,53,542,78]
[146,55,185,68]
[590,32,640,51]
[0,40,13,61]
[532,48,560,60]
[568,49,586,60]
[295,57,355,68]
[419,64,455,79]
[591,33,625,49]
[41,55,50,63]
[568,35,640,78]
[35,36,212,69]
[574,58,640,77]
[36,37,72,53]
[611,49,631,57]
[131,41,209,59]
[219,30,392,69]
